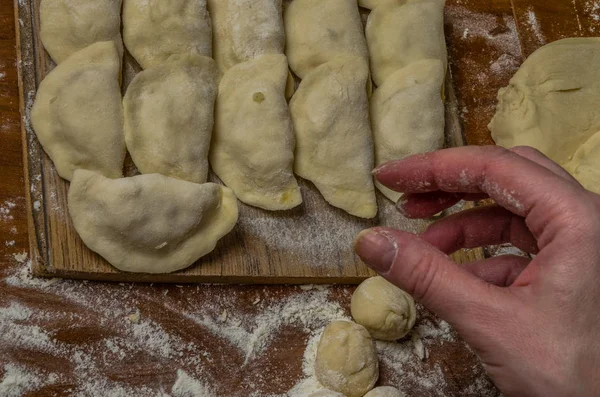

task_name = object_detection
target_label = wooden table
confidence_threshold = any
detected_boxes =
[1,1,597,396]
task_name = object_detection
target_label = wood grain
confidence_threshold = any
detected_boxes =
[18,0,484,284]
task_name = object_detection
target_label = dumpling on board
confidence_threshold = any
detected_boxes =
[40,0,124,64]
[210,54,302,211]
[123,0,212,69]
[371,59,446,202]
[31,41,125,181]
[123,55,220,184]
[290,56,377,219]
[68,170,238,274]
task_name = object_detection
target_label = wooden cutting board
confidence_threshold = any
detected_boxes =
[16,0,483,284]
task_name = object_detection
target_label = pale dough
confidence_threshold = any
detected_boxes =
[366,0,447,87]
[358,0,396,9]
[290,56,377,218]
[490,38,600,169]
[371,60,446,202]
[123,0,212,69]
[31,41,125,181]
[123,55,220,184]
[564,131,600,194]
[315,321,379,397]
[68,170,238,274]
[40,0,123,64]
[364,386,407,397]
[207,0,285,73]
[351,276,416,341]
[308,391,346,397]
[284,0,369,79]
[210,54,302,211]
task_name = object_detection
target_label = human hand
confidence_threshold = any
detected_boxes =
[354,146,600,397]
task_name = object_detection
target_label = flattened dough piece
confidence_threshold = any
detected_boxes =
[290,56,377,218]
[490,38,600,165]
[68,170,238,273]
[371,60,445,202]
[124,55,220,184]
[284,0,369,78]
[207,0,284,73]
[366,0,447,87]
[210,54,302,211]
[123,0,212,69]
[31,41,125,181]
[564,131,600,194]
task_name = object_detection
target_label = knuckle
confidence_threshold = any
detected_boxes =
[407,251,442,303]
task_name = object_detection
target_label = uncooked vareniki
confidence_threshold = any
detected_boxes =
[290,56,377,218]
[123,0,212,69]
[366,0,447,87]
[371,59,445,202]
[40,0,124,64]
[68,170,238,273]
[207,0,284,73]
[124,55,220,184]
[563,131,600,194]
[210,54,302,211]
[31,41,125,181]
[364,387,407,397]
[284,0,369,78]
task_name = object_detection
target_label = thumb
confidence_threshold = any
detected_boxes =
[354,227,505,331]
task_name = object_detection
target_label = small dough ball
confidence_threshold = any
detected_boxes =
[309,391,346,397]
[351,276,416,341]
[364,386,406,397]
[315,320,378,397]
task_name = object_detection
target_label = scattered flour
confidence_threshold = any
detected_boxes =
[171,370,215,397]
[0,364,48,397]
[526,7,546,44]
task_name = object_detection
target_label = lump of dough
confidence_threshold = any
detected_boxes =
[371,59,445,202]
[290,56,377,218]
[209,54,302,211]
[207,0,284,73]
[351,276,416,341]
[124,55,220,184]
[31,41,125,181]
[309,391,346,397]
[366,0,447,87]
[364,386,406,397]
[284,0,369,78]
[123,0,212,69]
[358,0,396,9]
[40,0,124,64]
[68,170,238,273]
[315,320,379,397]
[563,131,600,194]
[489,38,600,165]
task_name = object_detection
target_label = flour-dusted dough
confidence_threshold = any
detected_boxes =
[364,386,407,397]
[351,276,416,341]
[290,56,377,218]
[210,54,302,211]
[371,59,445,202]
[31,42,125,181]
[564,131,600,194]
[490,38,600,166]
[284,0,369,79]
[123,0,212,69]
[68,170,238,273]
[124,55,220,184]
[207,0,284,73]
[40,0,124,64]
[309,391,346,397]
[315,321,379,397]
[366,0,447,87]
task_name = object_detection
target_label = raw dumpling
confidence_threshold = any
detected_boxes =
[40,0,124,64]
[210,54,302,211]
[68,170,238,273]
[364,387,407,397]
[366,0,447,86]
[315,321,379,397]
[207,0,284,73]
[563,131,600,194]
[371,59,445,202]
[124,55,220,184]
[31,41,125,181]
[123,0,212,69]
[489,38,600,165]
[284,0,369,78]
[308,391,346,397]
[290,56,377,218]
[358,0,395,9]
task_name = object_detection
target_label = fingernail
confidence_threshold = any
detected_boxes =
[354,229,398,273]
[395,194,408,216]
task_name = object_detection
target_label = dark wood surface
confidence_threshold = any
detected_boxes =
[1,0,598,395]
